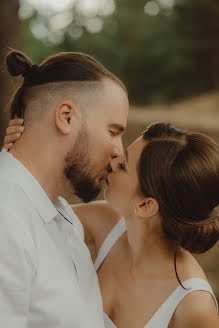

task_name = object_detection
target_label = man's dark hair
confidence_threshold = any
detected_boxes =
[6,50,127,119]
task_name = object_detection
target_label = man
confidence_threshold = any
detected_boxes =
[0,50,129,327]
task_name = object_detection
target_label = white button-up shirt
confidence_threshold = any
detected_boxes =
[0,149,104,328]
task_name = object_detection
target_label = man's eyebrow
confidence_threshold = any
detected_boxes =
[125,149,129,163]
[109,123,126,133]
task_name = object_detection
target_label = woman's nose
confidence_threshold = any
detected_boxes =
[109,156,122,172]
[109,157,116,172]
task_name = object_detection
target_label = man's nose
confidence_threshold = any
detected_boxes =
[111,138,124,158]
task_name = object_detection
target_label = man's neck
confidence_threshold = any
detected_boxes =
[10,137,69,202]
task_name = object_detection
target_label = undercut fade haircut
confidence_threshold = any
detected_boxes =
[6,50,127,119]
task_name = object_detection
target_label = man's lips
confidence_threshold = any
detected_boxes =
[100,165,112,184]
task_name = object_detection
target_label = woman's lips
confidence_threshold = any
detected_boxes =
[106,175,110,186]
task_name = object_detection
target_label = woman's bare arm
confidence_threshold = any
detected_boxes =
[72,201,122,258]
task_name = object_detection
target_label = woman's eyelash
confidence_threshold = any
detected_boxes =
[110,130,117,136]
[118,162,125,170]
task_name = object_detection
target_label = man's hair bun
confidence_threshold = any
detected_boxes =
[6,50,33,77]
[6,48,126,119]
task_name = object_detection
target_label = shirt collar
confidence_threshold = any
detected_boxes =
[0,149,59,223]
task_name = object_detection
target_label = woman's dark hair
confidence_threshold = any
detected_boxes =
[6,50,127,119]
[138,122,219,287]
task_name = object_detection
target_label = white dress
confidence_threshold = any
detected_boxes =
[94,217,218,328]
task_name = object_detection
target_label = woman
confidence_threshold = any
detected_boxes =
[3,120,219,327]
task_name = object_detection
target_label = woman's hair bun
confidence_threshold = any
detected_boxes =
[178,211,219,254]
[6,50,33,77]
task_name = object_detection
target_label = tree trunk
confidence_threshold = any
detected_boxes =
[209,0,219,89]
[0,0,20,147]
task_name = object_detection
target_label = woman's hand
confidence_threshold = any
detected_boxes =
[2,118,24,151]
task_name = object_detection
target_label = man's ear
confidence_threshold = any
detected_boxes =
[135,197,159,218]
[55,101,80,135]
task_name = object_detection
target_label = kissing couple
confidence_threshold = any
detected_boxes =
[1,50,219,328]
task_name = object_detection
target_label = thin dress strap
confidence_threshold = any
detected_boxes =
[94,217,126,271]
[145,278,218,328]
[102,278,218,328]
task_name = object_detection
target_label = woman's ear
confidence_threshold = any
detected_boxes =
[135,197,159,218]
[55,101,79,135]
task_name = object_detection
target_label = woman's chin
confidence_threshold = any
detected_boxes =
[104,185,110,199]
[104,186,114,204]
[104,189,122,213]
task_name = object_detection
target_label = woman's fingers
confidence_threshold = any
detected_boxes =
[1,118,24,151]
[9,118,24,127]
[4,133,22,144]
[6,125,24,136]
[2,143,13,151]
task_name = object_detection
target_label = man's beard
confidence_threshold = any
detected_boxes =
[64,127,101,203]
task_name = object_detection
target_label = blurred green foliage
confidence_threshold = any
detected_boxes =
[21,0,219,105]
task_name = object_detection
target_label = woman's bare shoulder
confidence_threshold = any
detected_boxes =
[170,250,218,327]
[177,249,208,282]
[72,201,120,224]
[71,201,122,250]
[171,289,218,328]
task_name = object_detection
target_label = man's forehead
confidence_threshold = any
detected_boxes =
[101,79,129,109]
[91,80,129,128]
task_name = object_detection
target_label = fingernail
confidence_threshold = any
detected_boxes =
[16,133,21,137]
[8,143,13,147]
[19,127,24,131]
[19,119,24,123]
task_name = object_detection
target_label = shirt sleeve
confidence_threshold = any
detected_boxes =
[0,207,36,327]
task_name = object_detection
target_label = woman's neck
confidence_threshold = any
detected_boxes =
[124,214,177,279]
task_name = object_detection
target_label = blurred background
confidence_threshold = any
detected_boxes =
[0,0,218,301]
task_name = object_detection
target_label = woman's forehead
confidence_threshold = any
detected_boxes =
[127,137,148,164]
[128,136,147,152]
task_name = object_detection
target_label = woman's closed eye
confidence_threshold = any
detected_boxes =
[118,162,126,170]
